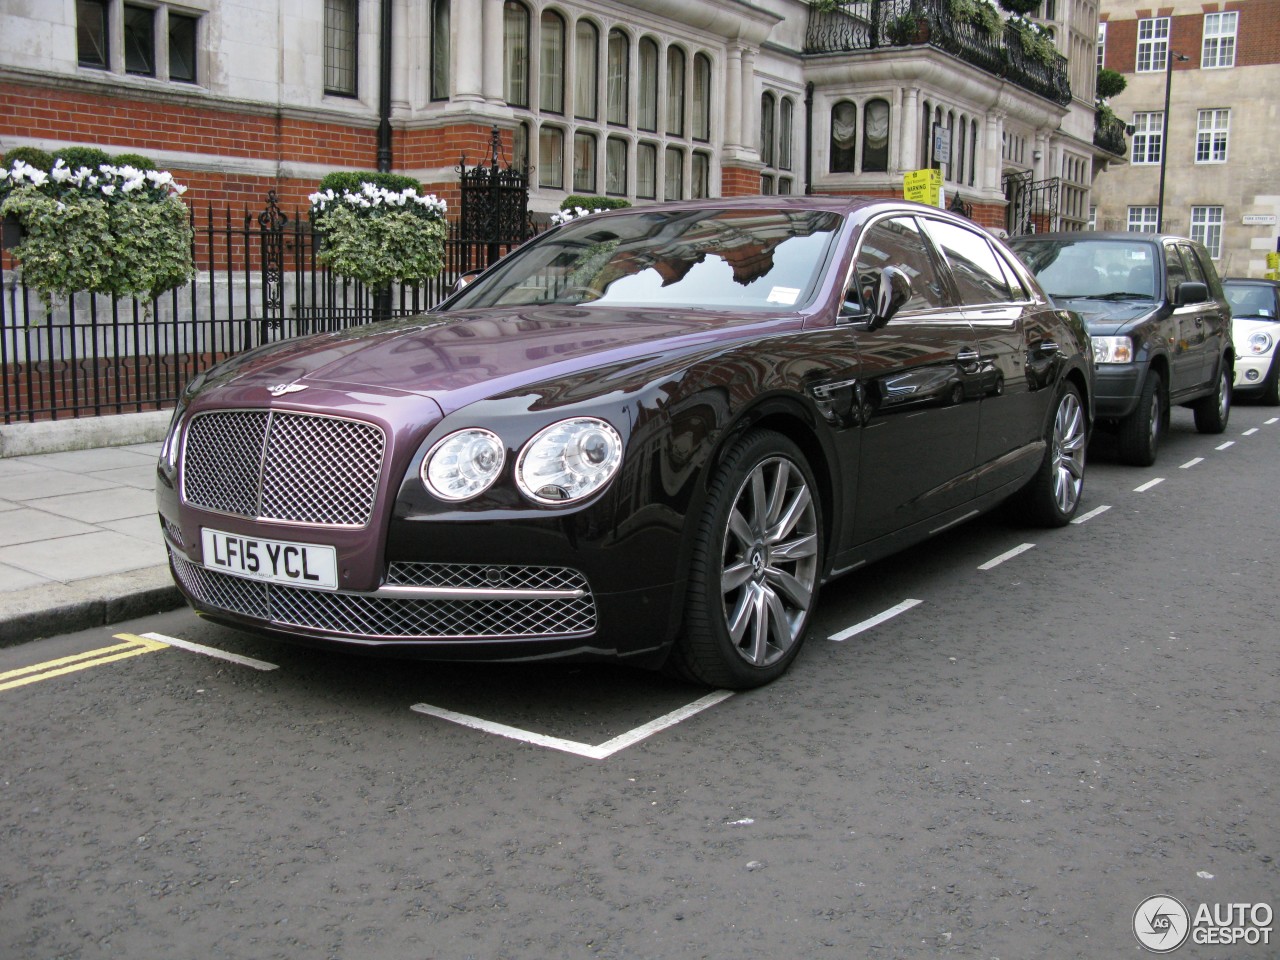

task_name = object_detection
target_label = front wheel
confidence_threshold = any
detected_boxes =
[1193,363,1231,433]
[1117,368,1165,466]
[669,430,824,689]
[1013,382,1086,526]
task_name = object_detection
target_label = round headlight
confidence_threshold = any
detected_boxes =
[422,429,506,501]
[516,417,623,505]
[1249,331,1273,355]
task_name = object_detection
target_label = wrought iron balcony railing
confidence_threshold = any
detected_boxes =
[805,0,1072,107]
[1093,110,1129,156]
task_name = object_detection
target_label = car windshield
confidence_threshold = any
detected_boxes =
[446,208,845,311]
[1225,283,1277,319]
[1011,239,1158,301]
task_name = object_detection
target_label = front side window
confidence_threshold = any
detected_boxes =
[862,98,890,172]
[540,11,564,113]
[1202,12,1238,69]
[324,0,358,95]
[124,3,156,76]
[1128,206,1159,233]
[1136,17,1169,73]
[1195,109,1229,163]
[574,20,597,120]
[922,219,1013,304]
[1190,206,1224,259]
[1131,112,1163,165]
[607,30,629,125]
[431,0,450,100]
[666,46,686,137]
[77,0,109,68]
[855,217,950,312]
[503,1,529,107]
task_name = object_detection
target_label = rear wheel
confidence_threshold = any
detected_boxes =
[1193,362,1231,434]
[1262,358,1280,406]
[1013,382,1086,526]
[1117,369,1165,466]
[669,430,823,689]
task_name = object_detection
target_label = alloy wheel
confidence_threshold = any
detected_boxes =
[1052,391,1086,514]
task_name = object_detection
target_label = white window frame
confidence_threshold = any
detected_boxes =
[1202,12,1237,69]
[1128,206,1159,233]
[1130,112,1163,165]
[1097,21,1107,70]
[1195,109,1230,164]
[1136,17,1169,73]
[1190,206,1224,258]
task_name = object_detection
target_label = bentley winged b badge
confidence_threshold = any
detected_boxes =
[268,382,308,397]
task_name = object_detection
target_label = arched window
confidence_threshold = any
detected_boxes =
[607,29,629,125]
[430,0,449,101]
[692,53,711,141]
[779,97,793,170]
[830,100,856,172]
[637,37,659,131]
[760,93,776,166]
[574,20,597,120]
[573,131,596,192]
[539,10,564,113]
[503,1,529,107]
[666,46,686,137]
[862,98,890,172]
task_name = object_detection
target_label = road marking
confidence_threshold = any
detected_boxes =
[1180,458,1203,469]
[1242,428,1259,436]
[978,543,1035,570]
[0,634,167,692]
[411,690,735,760]
[131,632,279,671]
[829,599,922,642]
[1267,418,1278,425]
[1134,478,1165,493]
[1216,441,1235,450]
[1071,504,1111,525]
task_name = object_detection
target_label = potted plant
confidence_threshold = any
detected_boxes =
[308,173,448,290]
[0,157,194,310]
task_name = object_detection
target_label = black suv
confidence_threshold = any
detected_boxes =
[1010,232,1232,465]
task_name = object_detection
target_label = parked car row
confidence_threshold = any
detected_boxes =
[155,197,1244,691]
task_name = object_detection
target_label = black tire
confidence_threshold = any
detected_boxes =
[1193,362,1231,434]
[1263,358,1280,407]
[1117,368,1165,467]
[1012,382,1086,527]
[668,430,824,689]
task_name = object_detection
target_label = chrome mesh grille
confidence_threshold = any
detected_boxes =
[386,562,589,592]
[160,518,184,548]
[181,410,385,526]
[170,552,597,640]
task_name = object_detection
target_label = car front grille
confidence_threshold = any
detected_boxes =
[181,410,385,527]
[169,552,598,640]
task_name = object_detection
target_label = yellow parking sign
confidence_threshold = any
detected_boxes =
[904,168,943,207]
[1266,252,1280,271]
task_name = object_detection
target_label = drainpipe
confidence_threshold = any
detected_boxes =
[376,0,393,173]
[804,82,814,195]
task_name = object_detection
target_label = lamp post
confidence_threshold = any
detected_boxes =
[1155,50,1190,232]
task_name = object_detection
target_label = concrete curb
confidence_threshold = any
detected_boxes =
[0,410,172,458]
[0,566,184,647]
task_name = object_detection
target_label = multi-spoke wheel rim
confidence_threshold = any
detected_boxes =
[720,457,819,668]
[1216,370,1230,421]
[1052,392,1086,515]
[1148,389,1163,449]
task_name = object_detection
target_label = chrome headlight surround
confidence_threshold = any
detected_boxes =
[516,417,623,505]
[422,428,507,502]
[1248,331,1274,355]
[1093,336,1134,364]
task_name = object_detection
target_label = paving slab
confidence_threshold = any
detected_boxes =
[0,529,167,582]
[0,508,100,548]
[24,486,158,524]
[5,469,116,501]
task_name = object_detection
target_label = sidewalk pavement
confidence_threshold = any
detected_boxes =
[0,411,183,647]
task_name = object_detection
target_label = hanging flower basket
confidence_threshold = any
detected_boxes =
[0,159,194,309]
[308,182,448,291]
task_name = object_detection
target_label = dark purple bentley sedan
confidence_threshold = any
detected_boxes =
[157,197,1091,688]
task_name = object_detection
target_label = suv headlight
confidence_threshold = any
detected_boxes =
[422,428,506,501]
[516,417,623,504]
[1249,331,1273,355]
[1093,336,1133,364]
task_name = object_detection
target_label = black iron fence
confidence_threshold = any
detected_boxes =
[0,195,532,424]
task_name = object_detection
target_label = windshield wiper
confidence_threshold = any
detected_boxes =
[1053,291,1150,301]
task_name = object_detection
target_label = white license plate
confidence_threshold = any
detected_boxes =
[201,527,338,590]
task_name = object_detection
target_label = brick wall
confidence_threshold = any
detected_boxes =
[1102,1,1280,73]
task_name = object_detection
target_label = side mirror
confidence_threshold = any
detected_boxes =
[868,266,912,330]
[1175,280,1208,306]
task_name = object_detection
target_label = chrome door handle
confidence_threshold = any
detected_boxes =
[1039,340,1060,354]
[956,348,980,363]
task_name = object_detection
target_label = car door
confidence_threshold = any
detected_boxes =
[1177,242,1230,385]
[847,215,980,545]
[1163,240,1216,394]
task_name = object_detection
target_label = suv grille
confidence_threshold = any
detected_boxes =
[169,554,598,640]
[181,410,385,526]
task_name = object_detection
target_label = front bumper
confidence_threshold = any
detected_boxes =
[1233,354,1274,393]
[1092,362,1145,419]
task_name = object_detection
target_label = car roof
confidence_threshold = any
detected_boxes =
[1223,277,1280,287]
[577,195,985,225]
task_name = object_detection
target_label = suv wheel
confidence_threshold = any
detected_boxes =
[1117,369,1165,466]
[1193,363,1231,434]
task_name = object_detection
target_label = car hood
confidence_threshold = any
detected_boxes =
[1051,297,1157,336]
[191,307,792,416]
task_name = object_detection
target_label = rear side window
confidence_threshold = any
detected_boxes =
[853,217,951,312]
[921,218,1012,304]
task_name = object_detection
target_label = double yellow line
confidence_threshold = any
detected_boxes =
[0,633,168,692]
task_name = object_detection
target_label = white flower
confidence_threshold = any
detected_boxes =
[101,184,116,196]
[175,184,187,195]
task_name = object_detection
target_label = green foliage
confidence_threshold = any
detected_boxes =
[312,204,447,289]
[998,0,1040,15]
[560,195,631,213]
[52,146,113,171]
[950,0,1003,36]
[886,12,920,45]
[1006,15,1058,64]
[318,170,422,195]
[1096,68,1127,101]
[1,146,53,171]
[112,152,158,170]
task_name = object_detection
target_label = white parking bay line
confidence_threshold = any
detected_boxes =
[977,543,1035,571]
[1267,418,1278,425]
[829,598,923,642]
[138,632,279,671]
[1180,458,1204,469]
[1134,478,1165,493]
[1243,428,1259,436]
[1217,441,1235,451]
[1071,504,1112,525]
[411,690,735,760]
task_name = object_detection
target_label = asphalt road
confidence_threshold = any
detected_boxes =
[2,401,1277,960]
